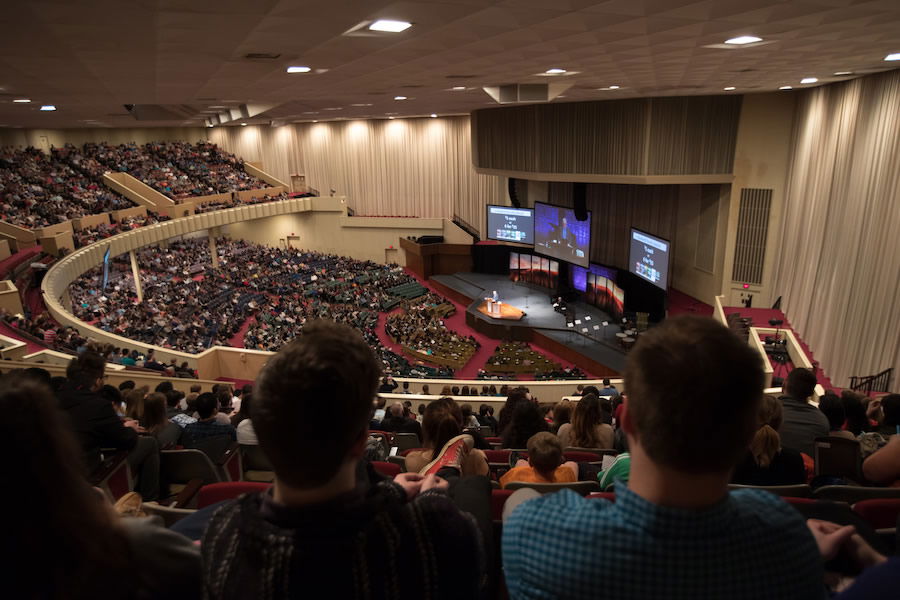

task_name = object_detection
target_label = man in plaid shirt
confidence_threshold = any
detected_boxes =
[503,316,826,599]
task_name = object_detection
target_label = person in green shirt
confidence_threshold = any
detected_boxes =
[597,451,630,491]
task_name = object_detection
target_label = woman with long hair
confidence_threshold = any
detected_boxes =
[403,399,489,476]
[141,392,183,448]
[557,394,614,449]
[497,389,530,435]
[501,401,549,449]
[732,394,806,485]
[1,376,200,598]
[550,400,573,434]
[125,387,149,423]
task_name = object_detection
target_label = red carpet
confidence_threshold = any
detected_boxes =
[228,315,257,347]
[668,288,713,317]
[723,305,835,391]
[0,246,41,280]
[0,321,46,354]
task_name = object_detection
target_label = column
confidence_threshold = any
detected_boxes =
[209,230,219,269]
[129,250,143,303]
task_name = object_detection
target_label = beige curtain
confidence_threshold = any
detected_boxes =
[773,70,900,387]
[209,116,502,235]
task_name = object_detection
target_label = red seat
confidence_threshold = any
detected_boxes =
[484,449,511,464]
[784,496,818,507]
[853,499,900,530]
[587,492,616,501]
[372,461,401,478]
[197,481,271,508]
[564,451,605,463]
[491,489,514,520]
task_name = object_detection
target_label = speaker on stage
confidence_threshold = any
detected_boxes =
[508,178,522,208]
[573,182,587,221]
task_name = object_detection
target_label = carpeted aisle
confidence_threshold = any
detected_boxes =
[228,315,257,348]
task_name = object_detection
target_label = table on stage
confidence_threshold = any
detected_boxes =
[477,298,525,321]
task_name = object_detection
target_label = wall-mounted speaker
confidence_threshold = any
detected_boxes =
[573,182,587,221]
[508,178,521,208]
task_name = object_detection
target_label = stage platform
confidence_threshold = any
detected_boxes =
[431,272,627,375]
[476,299,525,321]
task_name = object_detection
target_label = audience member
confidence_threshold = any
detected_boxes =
[502,316,830,599]
[142,392,183,447]
[861,394,900,485]
[499,432,577,488]
[778,368,829,457]
[550,400,573,434]
[57,352,159,501]
[182,392,236,444]
[201,321,486,598]
[1,376,200,599]
[556,394,614,449]
[819,392,856,440]
[404,399,489,477]
[732,394,806,486]
[599,378,618,396]
[501,401,549,449]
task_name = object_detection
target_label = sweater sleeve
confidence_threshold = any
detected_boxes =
[92,398,137,450]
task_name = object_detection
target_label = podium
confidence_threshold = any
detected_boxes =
[477,298,524,321]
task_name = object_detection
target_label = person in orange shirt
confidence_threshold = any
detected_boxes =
[500,432,578,488]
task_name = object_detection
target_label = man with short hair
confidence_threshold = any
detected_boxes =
[502,316,827,599]
[201,320,485,599]
[778,368,829,457]
[599,378,617,397]
[57,351,160,501]
[182,392,236,444]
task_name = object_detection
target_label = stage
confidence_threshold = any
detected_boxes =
[430,272,628,375]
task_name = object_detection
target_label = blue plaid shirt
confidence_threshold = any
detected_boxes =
[503,487,825,600]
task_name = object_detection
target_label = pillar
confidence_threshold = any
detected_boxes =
[209,232,219,269]
[129,250,143,303]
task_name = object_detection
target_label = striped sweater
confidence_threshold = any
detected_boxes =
[201,481,483,600]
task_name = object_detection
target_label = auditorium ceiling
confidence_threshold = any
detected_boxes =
[0,0,897,128]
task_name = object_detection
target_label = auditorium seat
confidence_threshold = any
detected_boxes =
[393,433,421,452]
[587,492,616,501]
[813,485,900,503]
[161,448,226,505]
[372,461,402,478]
[240,444,275,482]
[491,489,515,521]
[563,448,617,462]
[813,436,862,483]
[196,481,272,509]
[728,483,813,497]
[504,481,601,495]
[90,450,133,501]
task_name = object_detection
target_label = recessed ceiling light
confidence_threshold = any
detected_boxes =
[40,105,56,111]
[598,85,621,91]
[724,35,762,45]
[286,66,311,74]
[350,103,373,107]
[800,77,818,84]
[394,96,407,101]
[779,86,793,90]
[209,105,227,109]
[430,114,437,118]
[241,122,247,126]
[723,86,736,91]
[13,99,30,103]
[451,86,466,91]
[388,116,395,119]
[369,19,412,33]
[885,53,900,61]
[833,71,853,76]
[545,68,567,75]
[323,107,343,111]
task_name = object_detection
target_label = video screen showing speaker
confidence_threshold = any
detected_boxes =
[628,228,670,290]
[486,205,534,244]
[534,202,591,267]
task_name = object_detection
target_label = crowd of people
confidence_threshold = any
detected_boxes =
[66,238,459,377]
[79,141,265,199]
[73,212,170,248]
[0,146,135,228]
[385,293,479,368]
[483,341,587,379]
[8,316,898,599]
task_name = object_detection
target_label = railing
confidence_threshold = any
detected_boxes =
[849,368,893,394]
[452,214,480,242]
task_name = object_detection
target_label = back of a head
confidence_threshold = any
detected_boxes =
[423,400,462,453]
[389,402,403,418]
[527,431,563,474]
[65,351,106,390]
[125,389,146,421]
[460,403,473,419]
[118,380,136,392]
[881,394,900,427]
[818,392,846,431]
[165,389,183,408]
[254,320,380,489]
[602,378,611,387]
[504,401,547,449]
[581,385,600,397]
[22,367,52,388]
[0,376,131,595]
[750,395,783,468]
[154,381,174,394]
[142,392,168,432]
[553,400,573,427]
[624,316,764,473]
[195,392,218,419]
[571,394,603,447]
[784,368,817,401]
[840,391,869,434]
